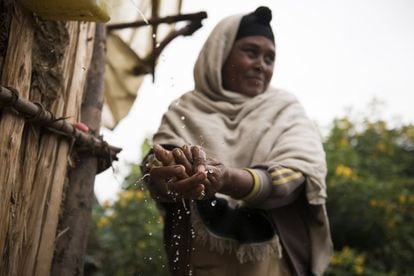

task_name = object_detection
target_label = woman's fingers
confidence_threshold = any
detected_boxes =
[182,144,193,163]
[172,148,193,175]
[167,171,206,195]
[153,144,175,166]
[191,145,207,174]
[149,164,187,184]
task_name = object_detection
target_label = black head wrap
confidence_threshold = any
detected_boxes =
[235,6,274,43]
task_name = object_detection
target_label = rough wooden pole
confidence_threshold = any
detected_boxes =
[0,3,34,274]
[51,23,106,276]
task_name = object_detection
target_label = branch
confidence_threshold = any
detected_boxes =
[106,11,207,31]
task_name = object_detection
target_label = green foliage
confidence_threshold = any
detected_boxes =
[325,118,414,275]
[86,150,169,275]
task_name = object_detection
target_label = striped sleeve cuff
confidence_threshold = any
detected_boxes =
[240,168,272,205]
[270,166,304,186]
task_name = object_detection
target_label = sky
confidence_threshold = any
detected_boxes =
[95,0,414,202]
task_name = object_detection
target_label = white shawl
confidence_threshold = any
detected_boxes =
[154,14,327,205]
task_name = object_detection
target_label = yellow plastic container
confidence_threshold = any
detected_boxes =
[22,0,111,22]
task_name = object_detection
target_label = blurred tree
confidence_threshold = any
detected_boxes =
[325,118,414,275]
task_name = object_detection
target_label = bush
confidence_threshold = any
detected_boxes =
[325,118,414,275]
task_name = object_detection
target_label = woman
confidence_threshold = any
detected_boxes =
[143,6,332,276]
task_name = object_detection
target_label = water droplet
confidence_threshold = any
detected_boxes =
[128,0,149,24]
[149,232,153,236]
[152,33,156,38]
[182,125,186,129]
[186,211,190,215]
[207,169,214,174]
[135,173,150,185]
[211,200,217,207]
[148,257,152,261]
[180,116,186,121]
[182,198,187,210]
[156,43,160,48]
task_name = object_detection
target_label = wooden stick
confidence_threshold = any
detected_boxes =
[106,11,207,31]
[0,85,121,160]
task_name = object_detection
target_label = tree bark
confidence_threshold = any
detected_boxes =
[0,4,34,274]
[51,23,106,276]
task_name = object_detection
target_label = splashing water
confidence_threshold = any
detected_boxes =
[182,198,187,210]
[135,173,150,186]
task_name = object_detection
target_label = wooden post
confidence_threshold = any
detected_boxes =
[0,4,34,275]
[33,21,96,276]
[51,23,106,275]
[0,3,96,273]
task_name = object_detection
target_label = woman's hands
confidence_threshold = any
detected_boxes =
[148,144,229,200]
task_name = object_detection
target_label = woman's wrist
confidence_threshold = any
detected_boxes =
[218,167,254,199]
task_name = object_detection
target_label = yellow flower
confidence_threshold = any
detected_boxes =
[335,164,354,178]
[330,255,340,265]
[137,240,147,249]
[376,142,386,153]
[341,246,351,258]
[399,194,407,204]
[97,217,109,228]
[135,191,145,200]
[354,264,364,275]
[355,255,365,265]
[337,138,348,147]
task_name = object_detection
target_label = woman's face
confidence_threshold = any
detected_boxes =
[222,36,275,97]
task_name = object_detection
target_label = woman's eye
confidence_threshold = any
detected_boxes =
[265,55,275,64]
[243,48,256,57]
